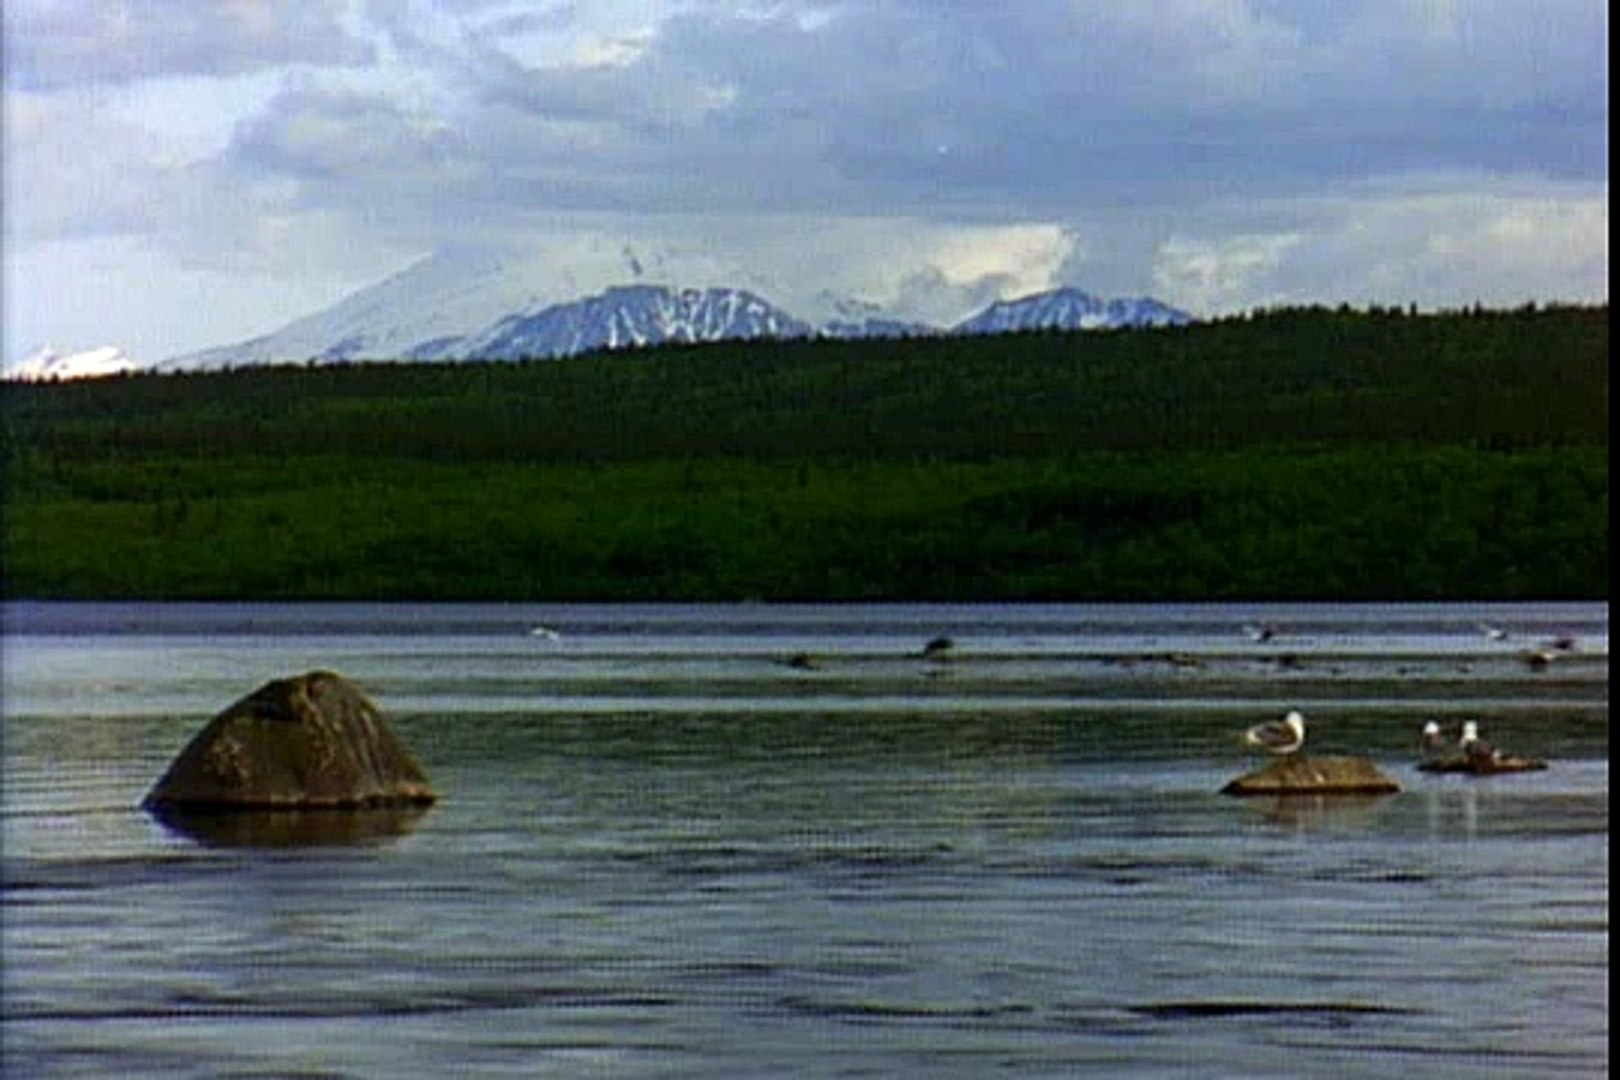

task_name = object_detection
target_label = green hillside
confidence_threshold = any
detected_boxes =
[2,304,1607,600]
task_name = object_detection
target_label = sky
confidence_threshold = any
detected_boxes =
[2,0,1609,368]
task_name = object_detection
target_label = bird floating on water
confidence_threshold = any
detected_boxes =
[528,625,563,641]
[1244,622,1278,644]
[920,636,955,660]
[1519,647,1557,671]
[1242,710,1306,756]
[1476,621,1510,642]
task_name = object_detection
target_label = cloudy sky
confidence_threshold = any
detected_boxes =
[2,0,1608,367]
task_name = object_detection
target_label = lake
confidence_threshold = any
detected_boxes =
[1,601,1608,1077]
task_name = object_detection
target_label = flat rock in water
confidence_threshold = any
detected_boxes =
[1222,755,1401,796]
[143,671,437,810]
[1416,754,1548,775]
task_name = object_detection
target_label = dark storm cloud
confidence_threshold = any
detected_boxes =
[631,1,1608,209]
[190,0,1605,310]
[231,85,465,182]
[320,0,1607,223]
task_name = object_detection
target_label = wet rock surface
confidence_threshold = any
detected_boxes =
[143,671,437,810]
[1222,755,1401,796]
[1417,754,1549,775]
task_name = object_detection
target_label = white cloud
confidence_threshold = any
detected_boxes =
[3,88,194,242]
[1151,183,1610,315]
[1377,190,1610,305]
[1153,233,1305,314]
[929,226,1071,291]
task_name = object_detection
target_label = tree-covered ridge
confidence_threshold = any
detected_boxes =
[1,305,1607,601]
[4,304,1607,463]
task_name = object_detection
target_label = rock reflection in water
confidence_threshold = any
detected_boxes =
[1243,792,1397,832]
[146,804,432,848]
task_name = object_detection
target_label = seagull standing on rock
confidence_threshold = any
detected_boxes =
[1459,720,1497,766]
[1243,710,1306,756]
[1419,721,1447,763]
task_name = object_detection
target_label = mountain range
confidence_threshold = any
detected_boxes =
[161,283,1192,375]
[144,249,1190,372]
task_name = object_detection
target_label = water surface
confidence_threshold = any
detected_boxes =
[2,602,1608,1077]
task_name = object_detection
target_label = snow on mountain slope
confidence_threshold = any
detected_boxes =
[156,249,1193,370]
[5,345,136,381]
[455,285,815,360]
[953,287,1190,335]
[158,249,563,370]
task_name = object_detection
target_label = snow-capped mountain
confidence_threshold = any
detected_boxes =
[161,248,555,371]
[953,287,1190,335]
[5,345,136,382]
[157,253,1192,371]
[455,284,815,360]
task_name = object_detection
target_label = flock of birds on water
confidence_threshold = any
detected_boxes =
[1240,708,1532,771]
[1233,621,1570,770]
[523,617,1577,774]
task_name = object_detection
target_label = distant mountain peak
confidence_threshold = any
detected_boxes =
[453,283,816,360]
[954,287,1190,335]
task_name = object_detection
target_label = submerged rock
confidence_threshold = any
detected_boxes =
[1221,755,1401,797]
[143,671,437,810]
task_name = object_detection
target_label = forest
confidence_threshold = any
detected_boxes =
[1,303,1607,600]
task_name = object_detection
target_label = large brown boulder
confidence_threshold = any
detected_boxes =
[1222,755,1401,796]
[143,671,437,810]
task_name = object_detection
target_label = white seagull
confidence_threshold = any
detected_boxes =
[1459,720,1496,764]
[1476,621,1509,642]
[1419,720,1446,761]
[1243,709,1306,756]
